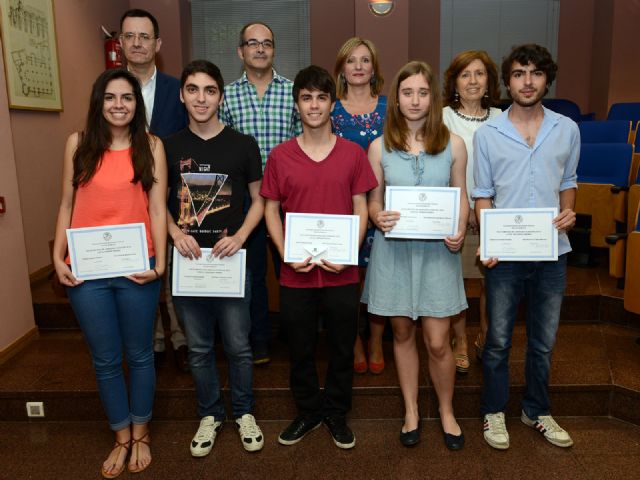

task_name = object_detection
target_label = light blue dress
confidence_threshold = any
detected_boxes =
[362,140,468,320]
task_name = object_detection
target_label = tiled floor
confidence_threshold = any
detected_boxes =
[1,417,639,479]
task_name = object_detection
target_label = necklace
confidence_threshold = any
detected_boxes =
[453,108,490,123]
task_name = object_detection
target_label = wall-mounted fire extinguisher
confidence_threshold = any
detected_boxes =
[102,26,123,70]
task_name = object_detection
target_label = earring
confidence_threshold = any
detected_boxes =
[340,73,347,86]
[483,91,489,99]
[370,73,376,85]
[454,92,460,102]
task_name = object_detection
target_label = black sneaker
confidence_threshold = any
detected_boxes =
[323,415,355,449]
[278,416,321,445]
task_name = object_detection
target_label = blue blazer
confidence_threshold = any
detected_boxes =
[150,71,188,139]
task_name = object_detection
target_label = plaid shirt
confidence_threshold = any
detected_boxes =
[220,70,301,170]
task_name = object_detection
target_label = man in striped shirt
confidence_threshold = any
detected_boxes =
[220,22,301,364]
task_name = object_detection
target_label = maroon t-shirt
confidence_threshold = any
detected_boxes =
[261,136,378,288]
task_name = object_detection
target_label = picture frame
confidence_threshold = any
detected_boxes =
[0,0,62,111]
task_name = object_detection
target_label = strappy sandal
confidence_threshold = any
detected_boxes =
[451,338,470,374]
[101,439,130,479]
[128,432,152,474]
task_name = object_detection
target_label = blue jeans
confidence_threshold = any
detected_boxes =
[172,272,253,419]
[481,255,567,418]
[66,262,160,431]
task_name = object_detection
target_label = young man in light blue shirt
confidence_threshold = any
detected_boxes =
[473,44,579,450]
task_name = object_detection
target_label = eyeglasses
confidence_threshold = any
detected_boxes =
[120,32,156,44]
[240,39,274,49]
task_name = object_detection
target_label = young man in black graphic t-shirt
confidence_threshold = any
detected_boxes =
[164,60,264,457]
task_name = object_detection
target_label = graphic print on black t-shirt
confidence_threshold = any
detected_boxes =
[181,172,229,226]
[177,157,231,232]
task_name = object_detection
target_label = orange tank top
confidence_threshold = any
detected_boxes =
[70,148,155,257]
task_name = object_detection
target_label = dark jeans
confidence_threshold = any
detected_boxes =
[245,219,271,349]
[280,284,359,418]
[481,255,567,418]
[172,272,253,419]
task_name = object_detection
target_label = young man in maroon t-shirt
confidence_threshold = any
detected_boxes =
[261,65,377,449]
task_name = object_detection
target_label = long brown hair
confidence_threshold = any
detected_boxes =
[334,37,384,99]
[384,61,449,154]
[443,50,500,109]
[73,69,155,191]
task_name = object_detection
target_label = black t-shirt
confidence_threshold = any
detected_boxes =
[165,126,262,248]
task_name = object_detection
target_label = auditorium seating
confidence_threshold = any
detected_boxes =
[575,143,633,248]
[542,98,595,122]
[578,120,632,144]
[607,102,640,125]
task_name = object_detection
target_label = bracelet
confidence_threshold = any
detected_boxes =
[152,267,160,279]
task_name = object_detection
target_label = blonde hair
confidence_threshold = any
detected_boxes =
[384,61,449,155]
[334,37,384,99]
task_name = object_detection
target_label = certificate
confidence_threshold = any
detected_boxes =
[480,208,558,261]
[66,223,149,280]
[384,186,460,239]
[284,213,360,265]
[172,248,246,298]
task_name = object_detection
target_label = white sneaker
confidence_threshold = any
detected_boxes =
[521,411,574,448]
[236,413,264,452]
[190,416,223,457]
[483,412,510,450]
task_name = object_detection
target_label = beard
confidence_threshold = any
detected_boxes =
[511,88,545,107]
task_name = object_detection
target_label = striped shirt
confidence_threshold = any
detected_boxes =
[220,70,301,170]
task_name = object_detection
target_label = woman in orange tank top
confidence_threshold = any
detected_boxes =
[52,69,167,478]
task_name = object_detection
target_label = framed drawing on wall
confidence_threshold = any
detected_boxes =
[0,0,62,111]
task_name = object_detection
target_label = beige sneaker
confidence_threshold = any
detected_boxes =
[483,412,510,450]
[521,411,573,448]
[190,416,223,457]
[236,414,264,452]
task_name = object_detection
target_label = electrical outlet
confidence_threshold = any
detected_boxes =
[26,401,45,417]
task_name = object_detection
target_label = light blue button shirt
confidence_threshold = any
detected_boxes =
[472,106,580,256]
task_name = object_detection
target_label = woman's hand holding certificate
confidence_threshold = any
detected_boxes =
[66,223,149,281]
[384,186,460,239]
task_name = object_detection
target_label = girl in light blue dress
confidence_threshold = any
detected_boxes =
[363,61,469,450]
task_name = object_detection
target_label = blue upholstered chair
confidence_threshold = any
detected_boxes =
[578,120,632,144]
[607,102,640,124]
[575,143,633,248]
[543,98,595,122]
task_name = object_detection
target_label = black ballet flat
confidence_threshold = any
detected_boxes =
[443,430,465,451]
[399,422,421,447]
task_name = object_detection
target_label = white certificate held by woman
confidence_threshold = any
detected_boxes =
[284,213,360,265]
[480,208,559,261]
[172,248,246,298]
[66,223,149,280]
[384,186,460,239]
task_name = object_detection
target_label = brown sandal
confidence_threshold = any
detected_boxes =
[128,432,151,474]
[451,338,470,374]
[101,439,130,479]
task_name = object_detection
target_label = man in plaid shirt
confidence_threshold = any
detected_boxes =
[220,22,301,364]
